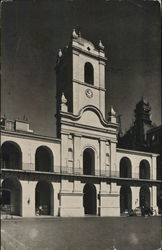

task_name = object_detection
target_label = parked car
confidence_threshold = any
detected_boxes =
[141,206,153,216]
[129,206,155,217]
[133,207,142,216]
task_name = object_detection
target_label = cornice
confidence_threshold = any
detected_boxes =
[60,105,119,129]
[73,79,106,91]
[117,148,159,157]
[61,128,118,142]
[1,130,61,144]
[72,45,107,62]
[1,169,160,185]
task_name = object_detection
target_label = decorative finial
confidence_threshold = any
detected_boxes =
[61,93,68,112]
[58,49,62,58]
[99,40,104,50]
[72,29,78,39]
[108,106,117,123]
[110,106,116,116]
[61,92,67,104]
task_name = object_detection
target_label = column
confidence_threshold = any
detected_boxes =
[21,180,37,217]
[51,182,60,217]
[151,155,157,180]
[151,186,158,213]
[131,186,140,209]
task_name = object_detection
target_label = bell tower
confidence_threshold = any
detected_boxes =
[55,29,107,118]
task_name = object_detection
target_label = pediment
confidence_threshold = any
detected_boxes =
[77,109,105,128]
[66,106,109,129]
[61,105,118,134]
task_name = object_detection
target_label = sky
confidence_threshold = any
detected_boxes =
[1,0,161,137]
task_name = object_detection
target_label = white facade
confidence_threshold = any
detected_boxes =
[1,30,159,217]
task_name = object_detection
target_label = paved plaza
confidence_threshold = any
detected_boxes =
[1,216,161,250]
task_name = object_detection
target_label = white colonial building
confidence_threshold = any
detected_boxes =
[1,30,159,217]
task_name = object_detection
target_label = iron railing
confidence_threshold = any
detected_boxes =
[1,162,157,180]
[1,164,156,181]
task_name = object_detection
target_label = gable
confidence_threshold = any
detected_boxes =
[76,109,106,129]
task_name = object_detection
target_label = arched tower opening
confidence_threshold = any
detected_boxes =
[84,62,94,85]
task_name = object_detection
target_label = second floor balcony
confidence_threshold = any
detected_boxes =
[0,163,157,182]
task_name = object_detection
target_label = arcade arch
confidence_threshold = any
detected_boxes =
[35,146,53,172]
[140,185,150,208]
[35,181,53,215]
[120,185,132,213]
[1,141,22,170]
[2,178,22,216]
[83,183,97,215]
[139,160,150,179]
[120,157,132,178]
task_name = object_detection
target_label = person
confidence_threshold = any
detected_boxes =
[141,205,145,216]
[39,205,43,215]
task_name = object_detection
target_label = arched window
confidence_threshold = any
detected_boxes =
[83,148,95,175]
[139,160,150,179]
[84,62,94,85]
[120,157,132,178]
[1,141,22,170]
[35,146,53,172]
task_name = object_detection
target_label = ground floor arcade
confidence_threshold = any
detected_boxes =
[1,174,158,217]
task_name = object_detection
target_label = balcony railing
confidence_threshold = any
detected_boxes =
[1,163,156,181]
[1,162,156,180]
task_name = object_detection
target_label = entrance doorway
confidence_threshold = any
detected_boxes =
[35,181,53,215]
[83,183,97,215]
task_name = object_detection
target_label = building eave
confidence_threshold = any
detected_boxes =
[117,147,159,157]
[1,130,61,144]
